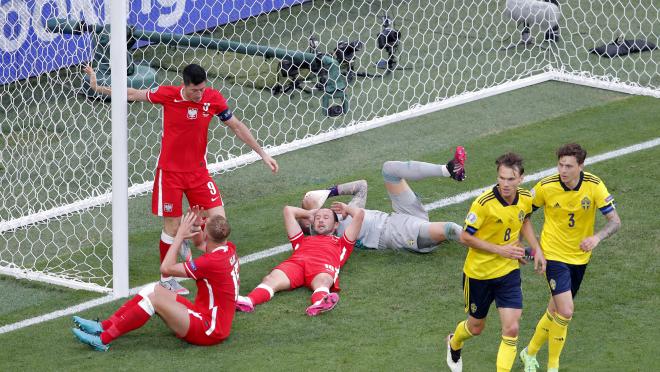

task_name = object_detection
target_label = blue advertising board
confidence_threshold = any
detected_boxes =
[0,0,307,85]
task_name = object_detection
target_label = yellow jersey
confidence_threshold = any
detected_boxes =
[463,186,533,280]
[532,171,615,265]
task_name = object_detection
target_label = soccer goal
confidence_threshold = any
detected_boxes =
[0,0,657,296]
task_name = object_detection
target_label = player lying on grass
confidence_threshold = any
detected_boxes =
[71,211,240,351]
[299,147,467,252]
[236,204,364,316]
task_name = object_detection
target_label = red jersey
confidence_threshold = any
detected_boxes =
[183,241,239,340]
[147,85,232,172]
[288,231,355,269]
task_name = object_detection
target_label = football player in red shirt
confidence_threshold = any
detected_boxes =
[236,203,364,316]
[71,211,240,351]
[85,64,277,294]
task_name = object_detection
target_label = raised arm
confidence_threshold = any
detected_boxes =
[283,206,314,237]
[84,65,149,102]
[224,116,278,173]
[161,212,199,277]
[331,202,364,242]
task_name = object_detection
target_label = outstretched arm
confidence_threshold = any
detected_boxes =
[580,210,621,252]
[84,65,149,102]
[224,116,278,173]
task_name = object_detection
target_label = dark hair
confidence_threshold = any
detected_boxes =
[205,215,231,243]
[182,64,207,86]
[556,143,587,165]
[495,152,525,175]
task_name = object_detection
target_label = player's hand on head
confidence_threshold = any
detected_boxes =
[190,205,206,227]
[330,202,348,218]
[177,211,200,239]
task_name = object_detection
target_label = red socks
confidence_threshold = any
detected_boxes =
[310,287,329,304]
[100,295,154,344]
[248,284,274,306]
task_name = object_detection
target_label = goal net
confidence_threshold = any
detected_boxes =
[0,0,657,293]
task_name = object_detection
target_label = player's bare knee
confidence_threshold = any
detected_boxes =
[163,217,180,236]
[467,318,485,335]
[262,272,283,288]
[502,323,519,337]
[556,304,574,319]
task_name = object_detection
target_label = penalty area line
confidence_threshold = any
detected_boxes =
[0,137,658,336]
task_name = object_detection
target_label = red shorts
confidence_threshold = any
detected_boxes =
[152,168,223,217]
[175,296,227,346]
[274,256,339,290]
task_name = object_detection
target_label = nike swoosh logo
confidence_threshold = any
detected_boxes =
[211,196,220,202]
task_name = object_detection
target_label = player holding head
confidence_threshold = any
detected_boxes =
[446,152,546,372]
[299,147,467,252]
[71,211,240,351]
[84,64,278,295]
[235,204,364,316]
[519,144,621,372]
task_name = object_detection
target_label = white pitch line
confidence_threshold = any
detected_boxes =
[1,137,658,335]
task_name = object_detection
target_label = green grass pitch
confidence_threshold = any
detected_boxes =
[0,81,658,371]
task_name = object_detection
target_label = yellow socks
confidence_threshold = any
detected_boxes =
[548,313,571,369]
[496,335,518,372]
[527,309,555,355]
[450,320,473,350]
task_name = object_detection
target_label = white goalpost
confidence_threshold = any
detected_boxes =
[0,0,657,296]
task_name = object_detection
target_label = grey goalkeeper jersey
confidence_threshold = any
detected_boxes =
[336,209,389,249]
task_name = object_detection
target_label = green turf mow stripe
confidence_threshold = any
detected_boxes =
[0,137,657,336]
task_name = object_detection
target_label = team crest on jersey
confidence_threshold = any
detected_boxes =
[164,203,173,213]
[581,197,591,210]
[187,108,198,119]
[549,279,556,290]
[518,210,525,222]
[466,212,478,224]
[407,239,415,247]
[470,303,477,313]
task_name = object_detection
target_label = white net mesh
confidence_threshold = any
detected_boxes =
[0,0,657,291]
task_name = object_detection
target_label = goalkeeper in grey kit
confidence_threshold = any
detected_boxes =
[300,147,468,252]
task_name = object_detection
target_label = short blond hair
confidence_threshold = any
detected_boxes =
[206,215,231,243]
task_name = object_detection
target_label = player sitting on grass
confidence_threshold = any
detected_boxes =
[71,211,240,351]
[236,204,364,316]
[299,147,467,252]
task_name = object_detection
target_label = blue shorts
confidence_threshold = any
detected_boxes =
[545,260,587,297]
[463,269,522,319]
